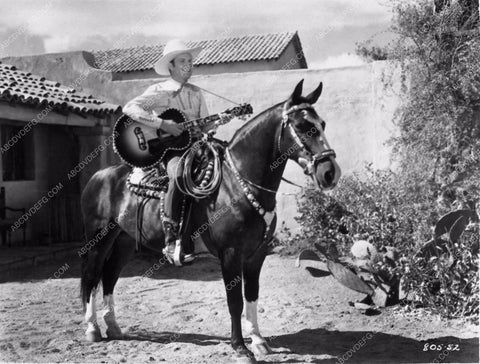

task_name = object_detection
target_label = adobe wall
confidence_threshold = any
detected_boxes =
[3,52,402,232]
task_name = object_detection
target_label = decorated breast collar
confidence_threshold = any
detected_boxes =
[225,148,276,244]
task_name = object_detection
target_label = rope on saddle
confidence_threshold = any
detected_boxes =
[175,140,223,199]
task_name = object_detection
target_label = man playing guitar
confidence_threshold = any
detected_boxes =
[123,39,227,265]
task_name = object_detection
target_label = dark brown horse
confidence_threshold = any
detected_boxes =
[80,80,341,363]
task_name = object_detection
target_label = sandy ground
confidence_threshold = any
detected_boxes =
[0,252,478,364]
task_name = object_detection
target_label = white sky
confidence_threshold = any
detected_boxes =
[0,0,395,69]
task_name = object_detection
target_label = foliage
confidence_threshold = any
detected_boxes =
[365,0,480,196]
[278,0,480,320]
[401,227,479,319]
[379,1,479,320]
[356,39,389,61]
[284,164,479,320]
[292,166,435,257]
[281,0,480,320]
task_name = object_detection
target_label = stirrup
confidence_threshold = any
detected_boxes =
[162,239,195,266]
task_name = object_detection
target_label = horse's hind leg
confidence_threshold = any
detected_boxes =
[81,222,120,342]
[243,249,273,356]
[102,232,136,339]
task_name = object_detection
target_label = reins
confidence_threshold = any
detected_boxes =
[223,160,303,194]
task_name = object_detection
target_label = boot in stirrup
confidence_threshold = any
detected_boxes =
[162,219,195,266]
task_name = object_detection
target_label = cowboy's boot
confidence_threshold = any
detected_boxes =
[162,218,195,266]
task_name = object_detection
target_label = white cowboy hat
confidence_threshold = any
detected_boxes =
[154,39,203,76]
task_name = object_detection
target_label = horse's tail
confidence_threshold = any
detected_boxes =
[80,254,91,312]
[79,222,90,312]
[79,233,103,312]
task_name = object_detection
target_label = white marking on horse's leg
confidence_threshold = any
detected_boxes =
[245,300,262,343]
[245,300,273,355]
[103,294,123,339]
[85,287,102,342]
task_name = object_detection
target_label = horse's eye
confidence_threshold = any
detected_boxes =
[295,121,312,133]
[321,121,326,130]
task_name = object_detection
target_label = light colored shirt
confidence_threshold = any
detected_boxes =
[123,78,209,128]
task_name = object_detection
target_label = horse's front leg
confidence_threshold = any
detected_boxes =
[220,247,256,363]
[243,249,273,356]
[85,287,102,342]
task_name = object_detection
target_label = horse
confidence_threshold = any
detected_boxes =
[80,79,341,363]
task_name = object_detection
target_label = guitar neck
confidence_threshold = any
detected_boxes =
[181,114,220,130]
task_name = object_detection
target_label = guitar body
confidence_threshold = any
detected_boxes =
[113,109,191,168]
[113,104,253,168]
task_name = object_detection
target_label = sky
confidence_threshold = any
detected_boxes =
[0,0,395,69]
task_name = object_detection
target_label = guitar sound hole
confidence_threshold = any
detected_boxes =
[134,127,147,151]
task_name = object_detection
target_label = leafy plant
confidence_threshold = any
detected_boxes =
[285,167,479,320]
[280,0,479,320]
[359,0,480,196]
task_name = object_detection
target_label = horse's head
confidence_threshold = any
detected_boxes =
[278,79,341,190]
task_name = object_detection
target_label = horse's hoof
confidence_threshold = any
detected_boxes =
[251,342,273,356]
[85,327,102,342]
[234,346,257,364]
[106,327,123,340]
[235,355,257,364]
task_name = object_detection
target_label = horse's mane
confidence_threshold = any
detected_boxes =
[228,101,284,147]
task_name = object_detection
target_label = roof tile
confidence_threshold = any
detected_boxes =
[0,62,121,117]
[92,31,304,73]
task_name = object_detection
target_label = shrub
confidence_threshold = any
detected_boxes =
[290,0,480,320]
[293,165,434,256]
[287,164,479,321]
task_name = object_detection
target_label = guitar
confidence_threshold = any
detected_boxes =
[113,103,253,168]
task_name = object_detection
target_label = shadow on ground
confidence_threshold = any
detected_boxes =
[121,330,229,346]
[101,327,478,363]
[0,252,222,283]
[267,328,479,363]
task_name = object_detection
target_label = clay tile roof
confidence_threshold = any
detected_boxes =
[92,31,305,73]
[0,62,121,117]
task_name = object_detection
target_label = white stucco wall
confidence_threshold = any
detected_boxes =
[2,52,402,233]
[108,63,402,231]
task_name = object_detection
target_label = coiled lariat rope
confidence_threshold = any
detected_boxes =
[175,140,223,199]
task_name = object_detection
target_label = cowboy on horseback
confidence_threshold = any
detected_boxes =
[81,77,341,361]
[123,39,217,265]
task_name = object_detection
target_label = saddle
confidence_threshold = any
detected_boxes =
[127,139,226,199]
[126,167,168,199]
[126,141,226,259]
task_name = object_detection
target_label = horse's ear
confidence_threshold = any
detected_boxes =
[306,82,323,104]
[289,79,304,104]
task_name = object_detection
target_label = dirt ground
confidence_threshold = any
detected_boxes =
[0,252,478,364]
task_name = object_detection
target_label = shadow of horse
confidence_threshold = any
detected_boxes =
[119,329,229,346]
[118,253,222,281]
[107,327,478,363]
[269,328,479,363]
[0,252,222,283]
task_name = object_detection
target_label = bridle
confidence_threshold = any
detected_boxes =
[279,102,337,176]
[225,101,338,195]
[223,100,338,246]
